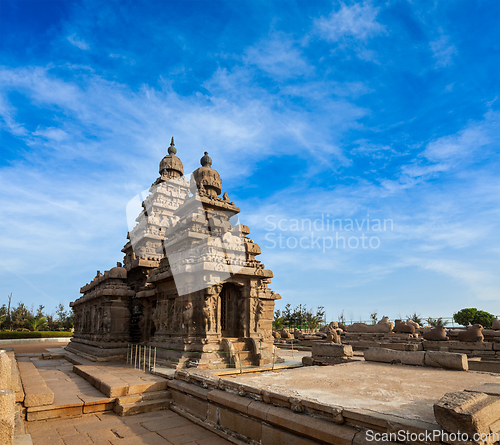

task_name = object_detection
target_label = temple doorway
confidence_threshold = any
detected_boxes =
[220,283,241,337]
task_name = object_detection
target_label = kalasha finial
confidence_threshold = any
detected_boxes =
[168,137,177,155]
[200,151,212,167]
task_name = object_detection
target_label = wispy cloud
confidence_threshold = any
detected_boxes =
[314,2,385,42]
[67,33,90,50]
[243,32,311,79]
[430,34,457,67]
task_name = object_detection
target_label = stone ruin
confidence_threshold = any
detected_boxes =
[68,139,281,368]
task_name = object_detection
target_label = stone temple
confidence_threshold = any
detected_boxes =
[68,139,281,369]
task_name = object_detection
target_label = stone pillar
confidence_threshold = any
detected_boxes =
[0,389,15,445]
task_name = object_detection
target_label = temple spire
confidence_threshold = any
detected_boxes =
[168,137,177,155]
[200,151,212,167]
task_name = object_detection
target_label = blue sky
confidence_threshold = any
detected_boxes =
[1,0,499,321]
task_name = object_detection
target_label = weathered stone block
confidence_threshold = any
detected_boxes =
[207,389,253,413]
[0,352,12,390]
[247,400,271,421]
[26,405,82,421]
[312,343,353,358]
[0,389,15,445]
[219,408,262,441]
[424,351,468,371]
[466,383,500,397]
[434,391,500,436]
[302,356,314,366]
[265,405,356,445]
[170,389,207,419]
[468,361,500,373]
[363,348,425,366]
[23,390,54,408]
[262,424,319,445]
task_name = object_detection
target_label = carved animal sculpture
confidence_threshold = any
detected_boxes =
[326,330,340,344]
[406,319,420,329]
[272,331,280,339]
[346,323,369,333]
[280,329,291,339]
[293,329,303,339]
[423,325,448,341]
[394,319,416,334]
[346,320,393,333]
[492,318,500,330]
[458,324,484,342]
[338,323,346,331]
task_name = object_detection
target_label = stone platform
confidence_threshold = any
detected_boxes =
[228,361,500,426]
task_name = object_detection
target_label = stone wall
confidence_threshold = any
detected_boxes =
[0,350,14,445]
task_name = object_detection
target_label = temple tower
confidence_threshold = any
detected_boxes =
[69,140,281,367]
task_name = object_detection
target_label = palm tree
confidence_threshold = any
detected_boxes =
[273,316,285,331]
[25,316,48,332]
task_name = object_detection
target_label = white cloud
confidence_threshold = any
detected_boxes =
[243,32,311,79]
[408,258,500,301]
[430,34,457,68]
[314,3,385,42]
[67,33,90,50]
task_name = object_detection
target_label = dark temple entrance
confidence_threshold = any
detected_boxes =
[220,283,241,337]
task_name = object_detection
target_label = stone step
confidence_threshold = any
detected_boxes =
[233,350,252,361]
[115,390,171,406]
[73,365,168,397]
[231,341,247,351]
[17,361,54,407]
[113,397,172,416]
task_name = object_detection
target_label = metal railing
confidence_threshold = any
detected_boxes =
[126,343,285,374]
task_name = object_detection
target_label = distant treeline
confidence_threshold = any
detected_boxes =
[1,294,73,332]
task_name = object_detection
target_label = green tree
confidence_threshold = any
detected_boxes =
[26,316,48,331]
[370,311,378,325]
[273,316,285,331]
[453,308,495,328]
[10,303,30,330]
[473,310,494,329]
[282,304,292,327]
[36,305,45,317]
[56,303,68,323]
[453,308,477,326]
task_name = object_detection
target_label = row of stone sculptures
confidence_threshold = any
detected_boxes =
[273,316,500,343]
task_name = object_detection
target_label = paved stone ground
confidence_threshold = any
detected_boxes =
[9,341,71,354]
[27,410,230,445]
[9,342,231,445]
[229,360,500,424]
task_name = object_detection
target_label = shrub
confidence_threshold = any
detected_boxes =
[453,308,495,328]
[0,331,73,339]
[473,310,494,329]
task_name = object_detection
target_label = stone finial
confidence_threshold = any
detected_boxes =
[168,137,177,155]
[200,151,212,167]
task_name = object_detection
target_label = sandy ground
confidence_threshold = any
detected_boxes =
[228,361,500,424]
